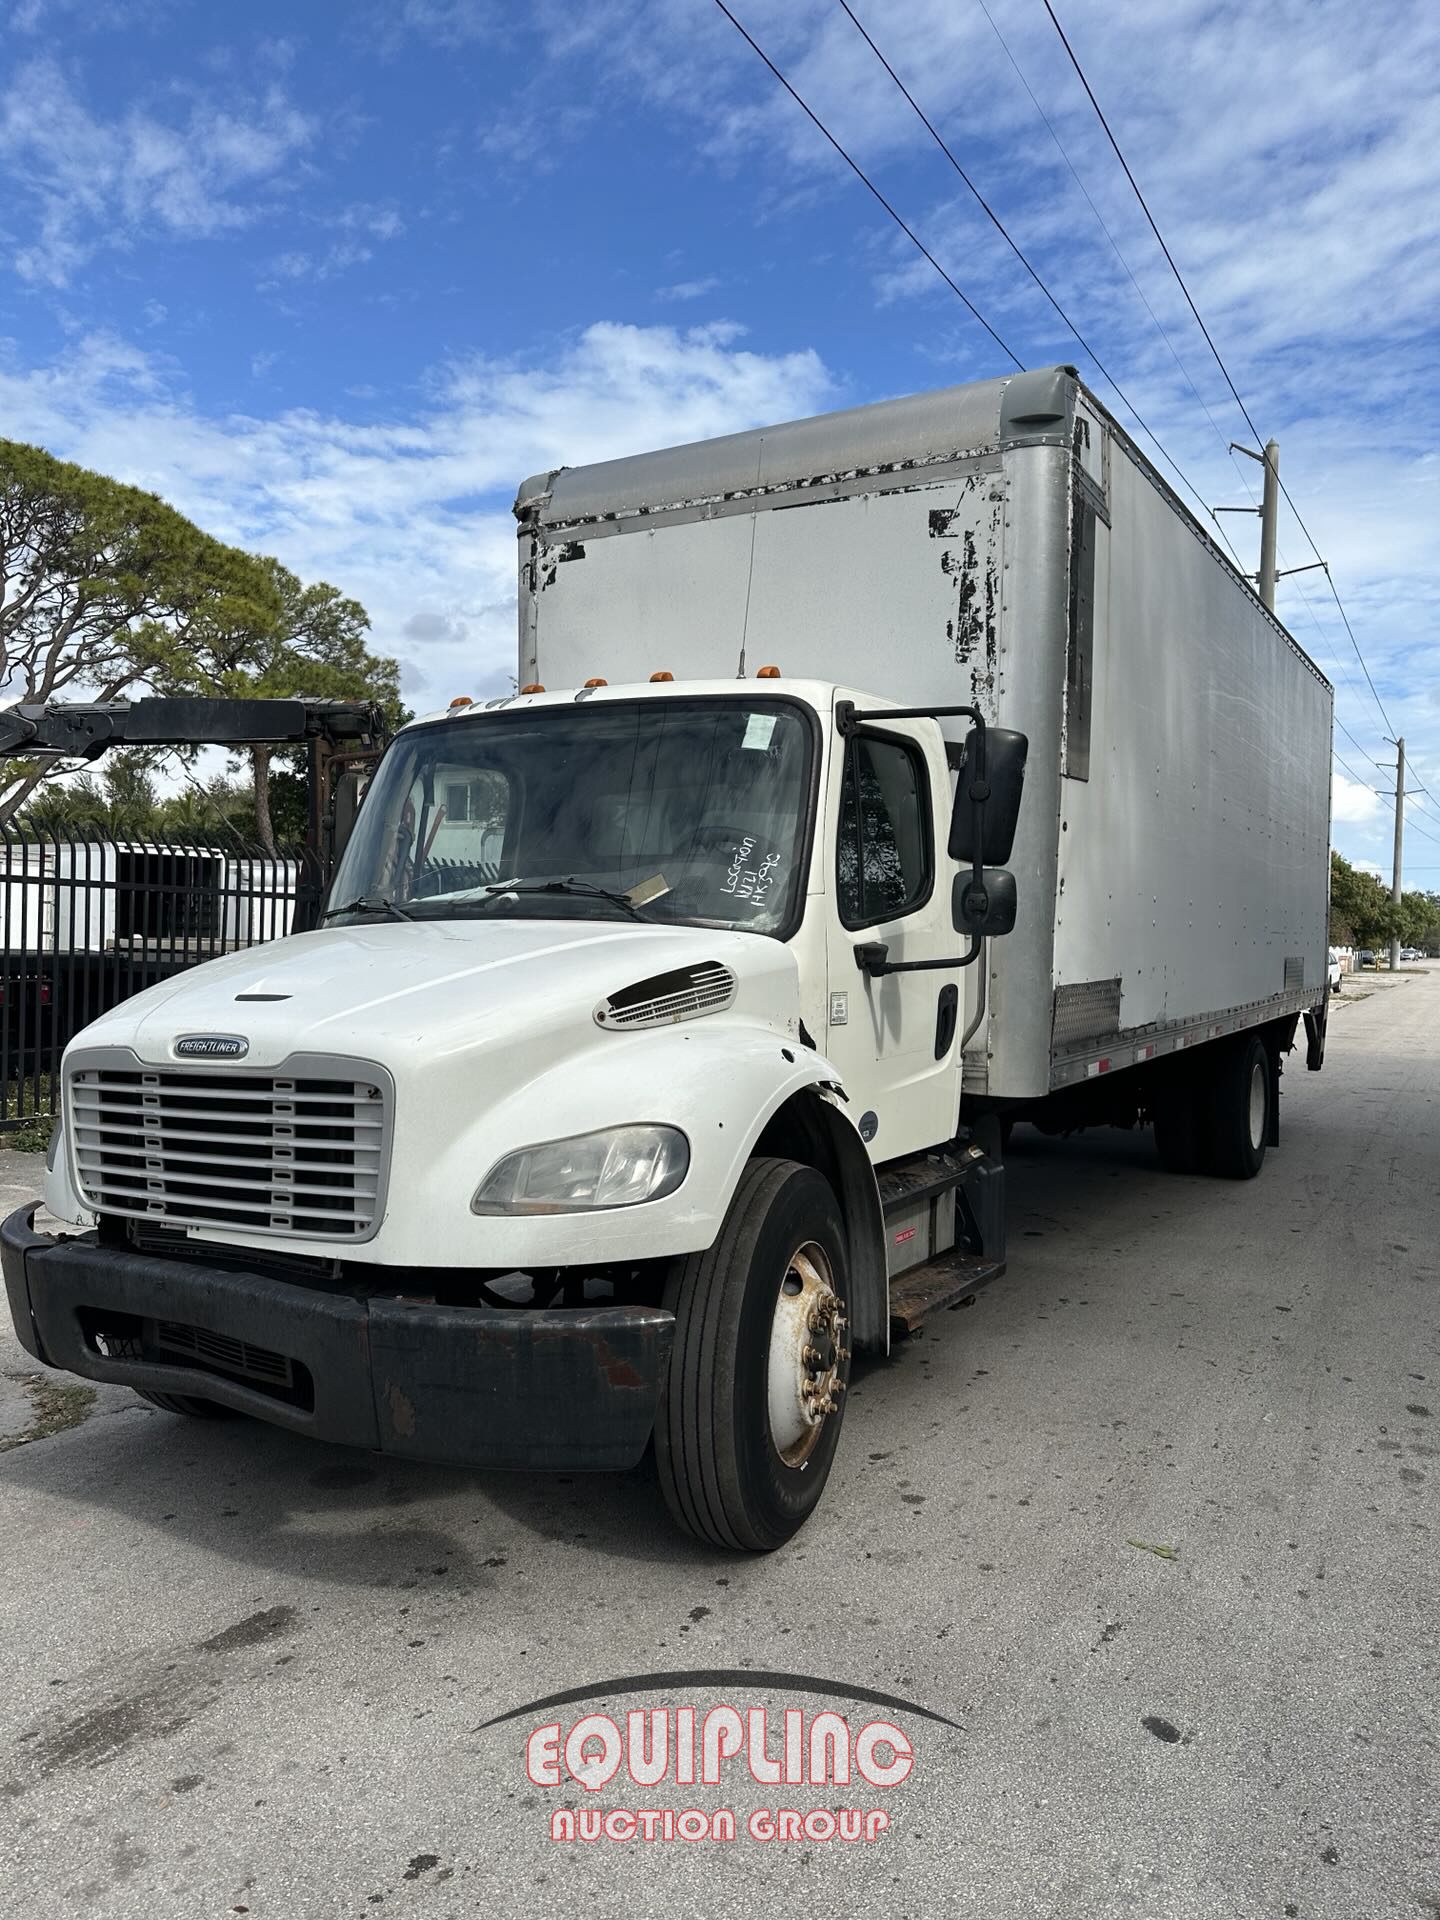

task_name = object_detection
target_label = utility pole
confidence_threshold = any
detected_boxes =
[1221,439,1284,611]
[1258,439,1279,613]
[1389,736,1405,972]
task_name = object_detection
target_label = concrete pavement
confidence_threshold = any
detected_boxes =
[1,970,1436,1918]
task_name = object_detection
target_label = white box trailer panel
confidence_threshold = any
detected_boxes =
[516,367,1333,1102]
[1050,392,1332,1087]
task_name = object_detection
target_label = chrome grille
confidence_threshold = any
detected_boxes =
[69,1063,388,1240]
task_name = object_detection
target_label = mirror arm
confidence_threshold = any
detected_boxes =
[854,937,983,977]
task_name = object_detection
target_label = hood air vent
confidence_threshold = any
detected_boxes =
[596,962,737,1031]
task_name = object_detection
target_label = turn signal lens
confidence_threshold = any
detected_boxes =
[520,683,545,694]
[757,664,781,678]
[584,676,608,687]
[472,1125,689,1215]
[650,671,674,682]
[449,695,473,708]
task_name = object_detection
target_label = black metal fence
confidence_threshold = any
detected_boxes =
[1,831,323,1135]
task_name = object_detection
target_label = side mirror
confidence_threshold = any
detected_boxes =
[949,726,1028,865]
[954,868,1017,938]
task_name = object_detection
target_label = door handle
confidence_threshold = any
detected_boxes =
[934,983,959,1059]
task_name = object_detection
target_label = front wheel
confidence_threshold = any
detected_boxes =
[655,1157,852,1551]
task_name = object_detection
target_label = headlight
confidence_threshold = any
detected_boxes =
[472,1125,689,1215]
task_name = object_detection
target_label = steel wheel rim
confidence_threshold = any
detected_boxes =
[766,1241,847,1468]
[1248,1058,1266,1151]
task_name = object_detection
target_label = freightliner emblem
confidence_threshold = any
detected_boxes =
[175,1034,249,1059]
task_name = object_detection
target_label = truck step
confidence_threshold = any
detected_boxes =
[888,1246,1005,1336]
[876,1148,979,1217]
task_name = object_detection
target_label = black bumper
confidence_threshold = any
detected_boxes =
[2,1204,673,1471]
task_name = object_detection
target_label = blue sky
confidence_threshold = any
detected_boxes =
[0,0,1437,881]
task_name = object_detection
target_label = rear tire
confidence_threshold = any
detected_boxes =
[655,1157,851,1551]
[1200,1033,1271,1180]
[133,1389,239,1419]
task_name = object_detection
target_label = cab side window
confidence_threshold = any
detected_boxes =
[837,733,931,928]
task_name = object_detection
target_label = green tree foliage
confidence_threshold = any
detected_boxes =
[1400,889,1440,954]
[0,439,277,821]
[1330,849,1440,953]
[1329,850,1397,947]
[153,557,405,854]
[0,436,403,848]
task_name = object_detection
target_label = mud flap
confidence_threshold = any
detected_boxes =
[1304,996,1327,1072]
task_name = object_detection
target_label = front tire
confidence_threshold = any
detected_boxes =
[656,1157,852,1551]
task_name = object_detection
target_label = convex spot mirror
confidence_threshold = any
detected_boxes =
[953,867,1017,938]
[949,726,1028,865]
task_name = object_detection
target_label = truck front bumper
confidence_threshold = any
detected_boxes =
[2,1204,673,1471]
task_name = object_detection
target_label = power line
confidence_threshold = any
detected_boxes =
[833,0,1245,569]
[1040,0,1399,742]
[971,0,1263,510]
[1334,715,1382,770]
[1332,748,1377,791]
[1331,753,1440,856]
[711,0,1021,367]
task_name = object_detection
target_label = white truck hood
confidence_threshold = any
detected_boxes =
[50,916,849,1269]
[68,917,799,1070]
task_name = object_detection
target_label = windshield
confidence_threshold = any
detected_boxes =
[326,696,815,936]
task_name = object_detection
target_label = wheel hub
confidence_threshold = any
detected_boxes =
[767,1243,849,1467]
[1248,1057,1266,1151]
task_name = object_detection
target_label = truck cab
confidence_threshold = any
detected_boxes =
[7,672,1019,1552]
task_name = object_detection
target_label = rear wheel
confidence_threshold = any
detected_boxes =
[133,1389,239,1419]
[655,1157,851,1551]
[1200,1033,1271,1180]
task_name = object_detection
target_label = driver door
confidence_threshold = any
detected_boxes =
[822,712,965,1162]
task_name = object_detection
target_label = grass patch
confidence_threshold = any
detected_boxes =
[0,1373,96,1451]
[2,1074,55,1153]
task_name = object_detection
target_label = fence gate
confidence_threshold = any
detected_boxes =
[1,833,323,1138]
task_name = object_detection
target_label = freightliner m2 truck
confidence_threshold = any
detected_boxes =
[2,367,1333,1549]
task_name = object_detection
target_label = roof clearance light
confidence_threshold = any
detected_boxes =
[449,695,473,708]
[650,671,674,682]
[520,683,545,694]
[584,677,608,688]
[757,665,782,678]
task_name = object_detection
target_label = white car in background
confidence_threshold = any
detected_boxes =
[1328,947,1344,992]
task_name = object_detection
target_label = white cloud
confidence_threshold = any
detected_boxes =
[656,276,722,303]
[0,57,313,284]
[262,240,375,285]
[1331,774,1380,826]
[336,202,406,241]
[0,322,832,706]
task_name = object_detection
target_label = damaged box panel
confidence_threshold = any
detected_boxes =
[515,365,1332,1102]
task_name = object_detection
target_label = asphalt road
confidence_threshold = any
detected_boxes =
[1,969,1436,1919]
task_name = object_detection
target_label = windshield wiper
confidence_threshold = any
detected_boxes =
[320,894,415,923]
[470,877,650,922]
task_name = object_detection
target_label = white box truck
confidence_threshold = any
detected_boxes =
[3,366,1333,1549]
